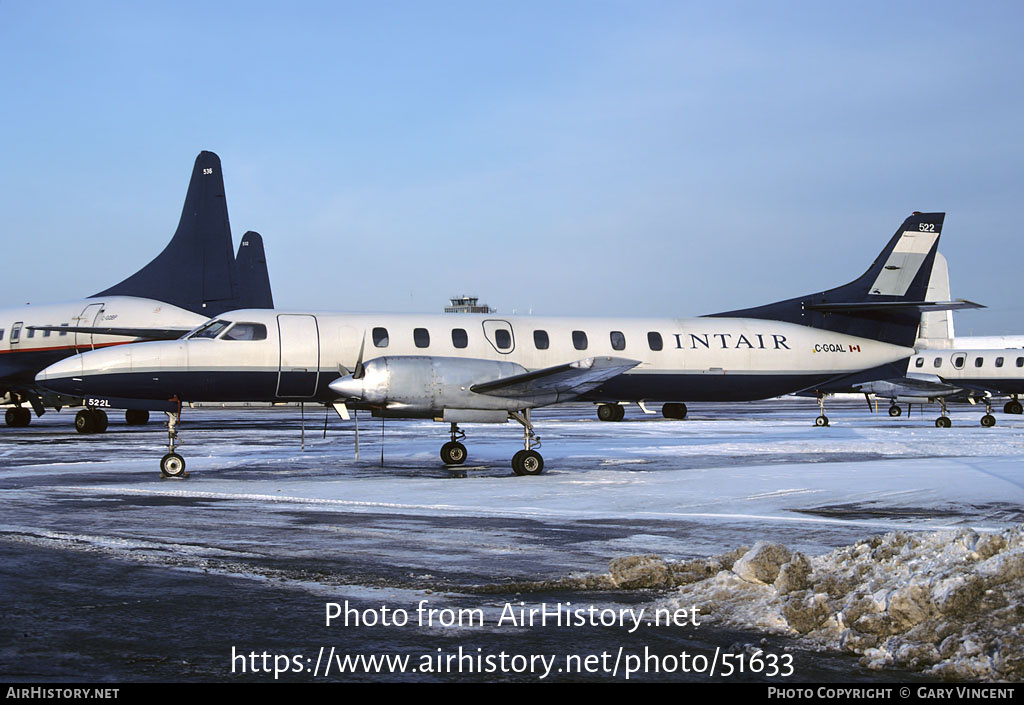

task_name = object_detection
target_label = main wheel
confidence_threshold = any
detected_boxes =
[160,453,187,478]
[511,449,544,476]
[981,414,996,428]
[75,410,95,434]
[440,441,467,465]
[6,408,30,427]
[1005,400,1023,415]
[935,417,952,428]
[815,415,829,427]
[125,409,150,425]
[597,404,623,422]
[92,409,108,433]
[662,402,687,420]
[888,405,901,417]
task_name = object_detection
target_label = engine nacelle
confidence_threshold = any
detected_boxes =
[330,356,531,417]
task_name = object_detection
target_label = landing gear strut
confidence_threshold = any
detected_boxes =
[4,407,31,427]
[814,394,829,427]
[440,423,467,465]
[160,406,187,478]
[935,398,952,428]
[597,403,625,422]
[509,409,544,476]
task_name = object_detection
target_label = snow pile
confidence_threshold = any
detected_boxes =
[656,525,1024,681]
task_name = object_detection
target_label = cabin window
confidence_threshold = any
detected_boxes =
[610,331,626,351]
[533,330,549,350]
[933,357,942,368]
[222,323,267,341]
[10,323,22,344]
[952,354,966,370]
[1017,357,1024,368]
[372,327,389,348]
[414,328,430,348]
[43,327,51,337]
[60,323,68,336]
[914,358,924,368]
[190,319,230,339]
[648,332,663,351]
[27,328,35,339]
[451,328,468,348]
[996,357,1004,368]
[572,330,588,350]
[974,357,984,368]
[0,328,4,341]
[494,329,512,350]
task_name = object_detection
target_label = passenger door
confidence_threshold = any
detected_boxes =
[277,314,320,397]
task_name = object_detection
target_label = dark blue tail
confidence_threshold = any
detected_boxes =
[235,231,274,309]
[92,151,274,316]
[708,212,947,347]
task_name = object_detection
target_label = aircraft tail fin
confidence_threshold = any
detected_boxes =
[916,251,956,347]
[235,231,275,309]
[92,151,242,316]
[708,212,954,347]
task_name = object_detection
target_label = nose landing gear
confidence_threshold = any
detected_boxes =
[160,405,188,479]
[510,409,544,476]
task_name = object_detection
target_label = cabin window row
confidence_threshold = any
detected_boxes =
[0,323,72,342]
[915,355,1024,369]
[371,326,666,351]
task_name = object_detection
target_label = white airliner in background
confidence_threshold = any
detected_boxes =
[38,212,967,477]
[1,151,274,433]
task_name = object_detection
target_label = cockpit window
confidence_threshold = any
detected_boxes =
[222,323,268,341]
[189,319,231,339]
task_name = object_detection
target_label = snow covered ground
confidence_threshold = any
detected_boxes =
[1,399,1022,681]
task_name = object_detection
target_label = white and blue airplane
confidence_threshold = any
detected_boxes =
[1,151,274,433]
[38,212,967,477]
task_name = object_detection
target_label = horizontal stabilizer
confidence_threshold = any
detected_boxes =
[27,325,191,340]
[804,299,984,314]
[471,356,640,399]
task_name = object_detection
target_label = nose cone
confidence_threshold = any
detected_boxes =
[329,375,364,400]
[37,345,133,396]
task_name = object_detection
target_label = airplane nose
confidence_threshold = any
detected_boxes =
[328,375,364,399]
[36,354,84,386]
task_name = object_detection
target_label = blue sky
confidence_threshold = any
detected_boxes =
[2,1,1023,334]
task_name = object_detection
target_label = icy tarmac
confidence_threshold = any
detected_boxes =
[1,399,1022,682]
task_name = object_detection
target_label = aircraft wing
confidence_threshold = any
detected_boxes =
[26,325,191,341]
[471,356,640,401]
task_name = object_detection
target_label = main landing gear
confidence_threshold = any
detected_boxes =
[510,409,544,476]
[75,408,108,434]
[980,400,996,428]
[597,403,625,422]
[1004,397,1023,415]
[4,407,31,427]
[440,423,468,465]
[888,404,902,417]
[159,407,188,479]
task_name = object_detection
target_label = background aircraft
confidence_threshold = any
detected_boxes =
[1,151,274,432]
[39,212,962,477]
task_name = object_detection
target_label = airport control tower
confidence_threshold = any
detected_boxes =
[444,295,495,314]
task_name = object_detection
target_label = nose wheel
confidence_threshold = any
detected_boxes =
[814,393,829,427]
[160,406,188,478]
